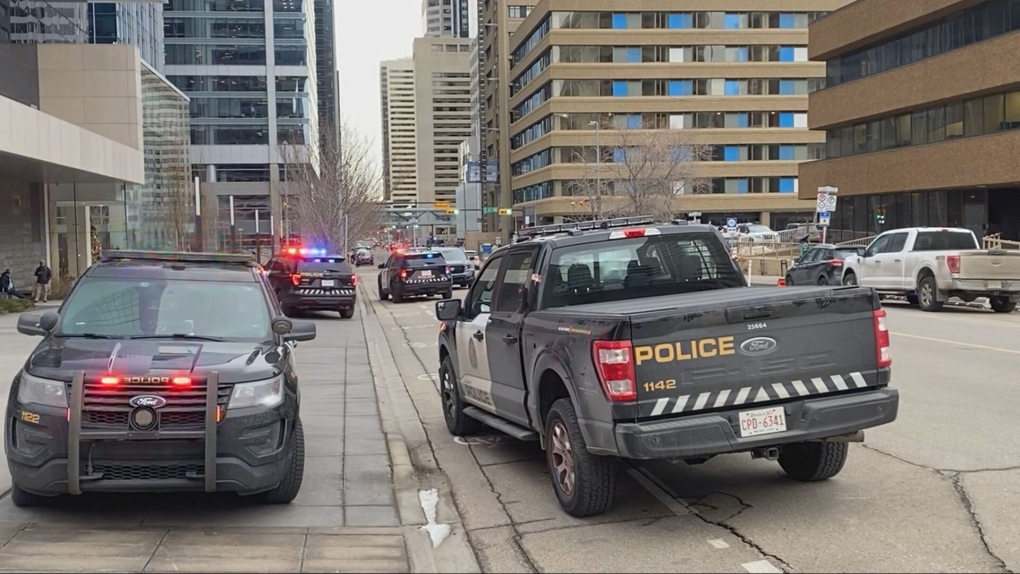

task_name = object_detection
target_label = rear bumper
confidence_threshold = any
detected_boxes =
[396,281,452,295]
[281,293,356,310]
[940,278,1020,298]
[600,388,898,460]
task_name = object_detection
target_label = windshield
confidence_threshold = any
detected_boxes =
[913,231,978,251]
[298,258,351,274]
[543,233,744,308]
[435,248,468,262]
[404,254,447,267]
[57,278,271,341]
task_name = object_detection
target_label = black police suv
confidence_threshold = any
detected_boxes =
[5,250,316,507]
[377,250,453,303]
[265,251,358,318]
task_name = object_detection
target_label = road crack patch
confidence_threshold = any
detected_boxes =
[949,473,1013,574]
[687,492,792,572]
[468,445,540,573]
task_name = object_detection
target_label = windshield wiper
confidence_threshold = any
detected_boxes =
[56,333,123,339]
[129,334,226,342]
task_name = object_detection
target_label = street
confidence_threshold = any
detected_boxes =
[0,258,1017,573]
[359,260,1020,574]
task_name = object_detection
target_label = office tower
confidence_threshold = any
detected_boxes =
[164,0,319,243]
[800,0,1020,239]
[412,36,471,207]
[380,58,417,205]
[314,0,338,146]
[87,2,164,70]
[500,1,848,235]
[423,0,468,38]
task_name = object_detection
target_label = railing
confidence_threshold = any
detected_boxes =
[983,233,1020,250]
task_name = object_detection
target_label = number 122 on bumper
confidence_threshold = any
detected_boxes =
[738,406,787,438]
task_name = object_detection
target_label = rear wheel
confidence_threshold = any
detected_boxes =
[918,275,944,312]
[10,483,48,507]
[440,355,482,436]
[784,275,793,286]
[778,441,848,482]
[443,289,454,299]
[391,282,405,303]
[990,296,1016,313]
[818,275,829,285]
[339,307,355,319]
[545,398,616,518]
[377,277,389,301]
[263,418,305,503]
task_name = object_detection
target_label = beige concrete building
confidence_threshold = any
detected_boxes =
[380,58,418,205]
[412,36,473,206]
[498,0,850,235]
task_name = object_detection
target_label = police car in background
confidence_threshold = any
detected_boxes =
[377,249,454,303]
[265,247,358,318]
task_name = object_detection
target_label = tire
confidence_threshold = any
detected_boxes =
[439,355,482,436]
[778,441,849,482]
[443,289,454,299]
[545,398,616,518]
[391,283,405,303]
[339,307,355,319]
[842,272,857,286]
[917,275,944,312]
[10,483,48,507]
[378,277,389,301]
[990,296,1016,313]
[784,275,793,286]
[263,418,305,503]
[906,293,919,306]
[282,305,297,317]
[818,275,829,285]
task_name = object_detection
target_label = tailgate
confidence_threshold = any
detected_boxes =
[957,250,1020,281]
[404,261,450,284]
[628,287,882,419]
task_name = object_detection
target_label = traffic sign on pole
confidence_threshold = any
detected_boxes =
[726,217,737,230]
[483,207,498,214]
[816,186,838,213]
[818,211,831,226]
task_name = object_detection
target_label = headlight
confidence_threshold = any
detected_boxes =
[229,377,284,409]
[17,372,68,408]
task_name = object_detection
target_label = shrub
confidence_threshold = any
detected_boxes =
[0,298,35,315]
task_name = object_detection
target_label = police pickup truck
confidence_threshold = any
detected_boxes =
[433,217,898,517]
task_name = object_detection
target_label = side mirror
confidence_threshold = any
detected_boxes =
[282,319,316,342]
[377,263,385,269]
[18,311,57,336]
[435,299,461,321]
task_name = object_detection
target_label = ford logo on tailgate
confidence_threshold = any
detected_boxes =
[740,337,778,356]
[129,395,167,409]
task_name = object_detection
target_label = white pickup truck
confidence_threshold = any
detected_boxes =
[841,227,1020,313]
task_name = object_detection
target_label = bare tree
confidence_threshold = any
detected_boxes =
[279,119,383,254]
[563,118,712,223]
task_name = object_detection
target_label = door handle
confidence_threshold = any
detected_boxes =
[894,259,901,263]
[502,334,518,344]
[473,331,484,341]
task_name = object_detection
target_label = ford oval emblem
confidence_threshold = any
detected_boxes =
[129,395,167,409]
[740,337,778,356]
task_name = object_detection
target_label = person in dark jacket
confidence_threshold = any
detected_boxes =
[33,261,52,302]
[0,269,14,299]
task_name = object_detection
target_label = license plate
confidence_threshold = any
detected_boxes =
[738,407,787,438]
[988,281,1002,289]
[321,279,335,287]
[421,270,432,278]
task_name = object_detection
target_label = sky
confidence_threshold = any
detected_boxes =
[336,0,422,172]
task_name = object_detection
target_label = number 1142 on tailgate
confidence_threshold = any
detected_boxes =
[738,406,787,438]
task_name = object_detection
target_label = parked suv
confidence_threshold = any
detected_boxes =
[265,250,358,318]
[378,251,453,303]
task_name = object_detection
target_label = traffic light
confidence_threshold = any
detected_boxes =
[498,208,512,215]
[446,209,458,215]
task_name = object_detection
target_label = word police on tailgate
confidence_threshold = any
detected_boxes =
[634,336,736,365]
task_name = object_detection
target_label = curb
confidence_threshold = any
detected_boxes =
[356,289,481,574]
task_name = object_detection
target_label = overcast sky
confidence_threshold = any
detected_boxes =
[337,0,421,173]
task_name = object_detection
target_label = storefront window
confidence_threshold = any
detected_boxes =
[929,190,948,227]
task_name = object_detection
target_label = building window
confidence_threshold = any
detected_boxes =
[508,5,531,18]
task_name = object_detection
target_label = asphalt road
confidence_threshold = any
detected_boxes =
[361,262,1020,574]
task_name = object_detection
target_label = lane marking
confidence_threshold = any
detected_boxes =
[707,539,730,549]
[742,560,783,573]
[626,468,691,516]
[892,332,1020,355]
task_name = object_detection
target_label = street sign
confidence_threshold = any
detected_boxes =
[483,207,498,214]
[726,217,737,230]
[498,208,512,215]
[816,188,838,213]
[818,211,831,226]
[434,201,450,209]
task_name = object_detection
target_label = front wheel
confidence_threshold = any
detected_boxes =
[439,355,482,436]
[545,398,616,518]
[918,275,944,312]
[842,272,857,286]
[778,441,848,482]
[263,419,305,503]
[784,275,793,286]
[10,483,48,507]
[990,296,1017,313]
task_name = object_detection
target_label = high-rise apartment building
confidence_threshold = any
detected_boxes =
[423,0,468,38]
[314,0,338,145]
[501,1,848,234]
[799,0,1020,240]
[164,0,318,242]
[380,58,417,205]
[412,36,472,206]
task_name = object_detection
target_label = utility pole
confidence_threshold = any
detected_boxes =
[588,119,603,219]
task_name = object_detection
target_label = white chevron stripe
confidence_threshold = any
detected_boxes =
[811,377,828,394]
[693,392,711,410]
[713,389,731,408]
[791,379,810,396]
[850,372,868,387]
[754,387,770,402]
[671,395,690,414]
[831,374,849,390]
[734,387,752,405]
[650,398,669,416]
[771,383,791,399]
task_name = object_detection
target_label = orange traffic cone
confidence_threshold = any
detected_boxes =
[777,278,786,287]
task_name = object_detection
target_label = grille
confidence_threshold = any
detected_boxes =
[78,380,231,431]
[295,288,354,296]
[92,463,202,481]
[451,265,465,273]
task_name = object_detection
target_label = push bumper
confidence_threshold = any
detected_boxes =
[451,271,474,286]
[608,388,899,460]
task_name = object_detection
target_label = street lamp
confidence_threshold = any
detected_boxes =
[588,119,602,219]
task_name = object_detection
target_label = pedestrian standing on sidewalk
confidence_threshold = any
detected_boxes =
[33,260,52,302]
[0,269,14,299]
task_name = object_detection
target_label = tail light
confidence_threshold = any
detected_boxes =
[873,309,891,369]
[592,340,637,402]
[399,269,408,280]
[446,266,451,275]
[291,273,302,286]
[351,274,359,286]
[946,255,960,274]
[610,228,661,239]
[830,259,843,267]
